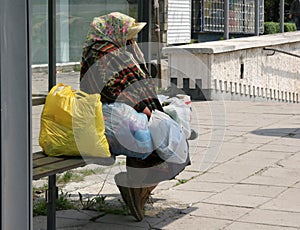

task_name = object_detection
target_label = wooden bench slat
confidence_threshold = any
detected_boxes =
[33,151,49,160]
[33,158,86,180]
[32,95,46,106]
[33,157,66,168]
[32,151,115,180]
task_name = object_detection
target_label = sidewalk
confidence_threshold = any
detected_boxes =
[32,73,300,229]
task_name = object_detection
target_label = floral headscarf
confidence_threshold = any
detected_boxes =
[80,12,158,112]
[83,12,136,49]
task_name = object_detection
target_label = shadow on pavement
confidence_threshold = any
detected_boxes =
[251,128,300,138]
[51,193,198,229]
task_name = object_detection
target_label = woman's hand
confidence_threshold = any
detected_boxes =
[142,107,152,117]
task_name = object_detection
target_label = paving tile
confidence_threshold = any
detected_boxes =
[203,189,271,208]
[200,183,285,209]
[34,210,101,230]
[182,202,252,220]
[257,144,300,153]
[214,142,262,163]
[242,166,300,187]
[229,134,279,145]
[225,221,298,230]
[193,130,229,142]
[188,146,207,156]
[33,216,47,230]
[172,180,233,193]
[187,152,217,172]
[277,153,300,169]
[92,214,155,228]
[154,189,214,205]
[188,138,224,149]
[174,170,200,181]
[260,188,300,212]
[198,161,266,184]
[267,137,300,147]
[65,181,119,198]
[230,150,292,164]
[84,222,146,230]
[293,182,300,188]
[222,183,286,198]
[239,209,300,228]
[153,180,178,193]
[56,209,101,219]
[152,215,232,230]
[196,171,246,184]
[225,124,263,132]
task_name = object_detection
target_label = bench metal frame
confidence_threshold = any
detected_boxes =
[33,150,115,230]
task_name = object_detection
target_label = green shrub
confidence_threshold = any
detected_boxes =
[284,23,297,32]
[264,22,280,34]
[264,22,297,34]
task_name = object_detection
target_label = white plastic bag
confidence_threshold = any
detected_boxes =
[149,110,188,164]
[162,96,192,139]
[102,102,153,159]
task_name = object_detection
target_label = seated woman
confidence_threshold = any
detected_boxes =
[80,12,190,221]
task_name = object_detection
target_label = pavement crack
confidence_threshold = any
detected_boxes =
[148,226,161,230]
[252,166,270,176]
[89,213,106,221]
[147,220,162,230]
[275,162,284,168]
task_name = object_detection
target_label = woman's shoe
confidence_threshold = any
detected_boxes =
[114,172,156,222]
[117,185,145,221]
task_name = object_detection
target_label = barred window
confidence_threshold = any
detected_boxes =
[192,0,264,34]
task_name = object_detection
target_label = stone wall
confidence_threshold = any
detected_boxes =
[163,31,300,103]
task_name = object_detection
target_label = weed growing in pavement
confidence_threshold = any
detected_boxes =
[175,179,189,186]
[33,167,129,217]
[78,192,130,216]
[79,192,107,211]
[56,170,84,184]
[78,168,106,177]
[33,191,78,216]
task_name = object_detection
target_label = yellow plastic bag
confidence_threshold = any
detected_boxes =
[39,83,111,158]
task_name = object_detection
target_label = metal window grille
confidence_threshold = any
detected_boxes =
[192,0,264,34]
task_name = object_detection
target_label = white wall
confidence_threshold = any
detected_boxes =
[163,32,300,103]
[167,0,191,45]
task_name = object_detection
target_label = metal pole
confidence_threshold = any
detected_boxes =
[254,0,260,35]
[48,0,56,91]
[224,0,229,40]
[1,0,32,228]
[47,175,57,230]
[138,0,152,64]
[154,0,162,82]
[280,0,285,33]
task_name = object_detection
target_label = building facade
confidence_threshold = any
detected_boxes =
[31,0,264,64]
[192,0,264,41]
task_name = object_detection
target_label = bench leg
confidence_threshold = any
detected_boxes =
[47,175,57,230]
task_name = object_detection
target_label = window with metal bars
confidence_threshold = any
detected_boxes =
[192,0,264,34]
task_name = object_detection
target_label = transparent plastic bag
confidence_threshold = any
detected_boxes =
[39,83,111,158]
[160,96,192,139]
[102,102,153,159]
[149,110,188,164]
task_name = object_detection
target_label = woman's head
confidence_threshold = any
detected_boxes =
[84,12,146,48]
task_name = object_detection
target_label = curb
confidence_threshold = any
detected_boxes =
[32,62,81,73]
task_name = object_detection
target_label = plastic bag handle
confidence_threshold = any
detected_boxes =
[74,90,90,98]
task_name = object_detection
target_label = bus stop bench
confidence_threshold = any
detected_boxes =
[33,150,115,230]
[32,95,116,229]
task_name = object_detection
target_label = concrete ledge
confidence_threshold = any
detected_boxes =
[163,31,300,54]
